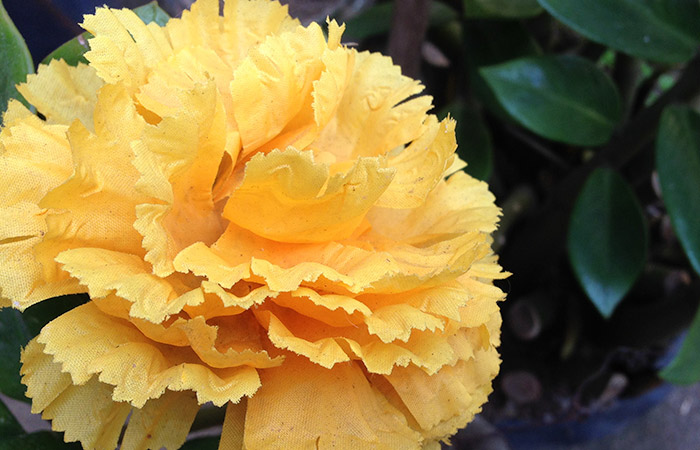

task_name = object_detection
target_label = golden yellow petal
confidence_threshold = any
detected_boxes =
[43,376,131,450]
[18,60,103,129]
[121,390,199,450]
[82,6,173,93]
[20,339,72,414]
[312,50,432,161]
[365,304,445,343]
[269,287,371,327]
[56,248,185,323]
[245,355,422,449]
[220,399,247,450]
[224,148,394,243]
[376,116,458,209]
[133,83,227,276]
[231,23,328,154]
[37,302,262,407]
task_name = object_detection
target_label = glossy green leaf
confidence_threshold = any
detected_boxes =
[42,1,170,66]
[180,437,220,449]
[464,0,543,18]
[0,431,81,450]
[656,106,700,276]
[660,305,700,384]
[567,168,647,318]
[442,103,493,181]
[538,0,700,64]
[343,2,457,41]
[0,309,30,400]
[480,55,622,146]
[0,0,33,118]
[0,398,22,438]
[463,21,540,120]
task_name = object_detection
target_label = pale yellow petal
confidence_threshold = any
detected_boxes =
[224,149,394,243]
[133,83,227,276]
[376,116,457,209]
[17,60,103,129]
[220,398,247,450]
[20,339,73,414]
[365,304,445,343]
[244,355,422,449]
[37,303,263,407]
[43,376,131,450]
[312,50,432,161]
[82,6,173,93]
[121,390,199,450]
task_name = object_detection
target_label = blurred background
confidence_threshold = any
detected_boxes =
[2,0,700,449]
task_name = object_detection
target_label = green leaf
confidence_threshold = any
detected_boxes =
[480,55,622,146]
[660,305,700,384]
[464,0,543,18]
[656,106,700,276]
[0,431,81,450]
[567,168,648,318]
[133,1,171,27]
[0,397,23,437]
[0,308,31,400]
[441,103,493,181]
[42,1,170,66]
[343,2,457,41]
[180,437,220,449]
[0,0,33,118]
[537,0,700,64]
[463,21,540,120]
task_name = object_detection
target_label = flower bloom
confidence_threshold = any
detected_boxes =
[0,0,506,448]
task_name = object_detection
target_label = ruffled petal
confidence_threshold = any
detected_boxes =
[223,149,394,243]
[37,302,261,407]
[244,354,422,449]
[17,60,104,129]
[82,6,173,93]
[376,116,458,209]
[121,389,199,450]
[133,83,227,276]
[311,51,432,161]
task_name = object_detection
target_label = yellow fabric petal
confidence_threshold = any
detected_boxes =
[224,148,394,243]
[244,355,422,449]
[133,83,227,276]
[311,50,432,161]
[270,287,371,327]
[17,60,103,129]
[376,116,458,209]
[43,376,131,450]
[20,339,73,414]
[365,304,445,343]
[219,398,247,450]
[121,390,199,450]
[37,302,261,407]
[82,6,173,93]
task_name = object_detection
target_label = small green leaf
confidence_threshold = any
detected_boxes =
[0,431,81,450]
[567,168,648,318]
[656,106,700,276]
[0,0,33,118]
[133,1,171,27]
[538,0,700,64]
[441,103,493,181]
[464,0,543,18]
[0,308,31,400]
[660,306,700,384]
[0,397,23,438]
[42,1,170,66]
[463,20,540,120]
[480,55,622,146]
[180,437,220,449]
[343,2,457,41]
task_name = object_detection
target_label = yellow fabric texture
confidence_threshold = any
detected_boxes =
[0,0,507,448]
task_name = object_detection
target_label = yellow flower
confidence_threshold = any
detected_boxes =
[0,0,506,448]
